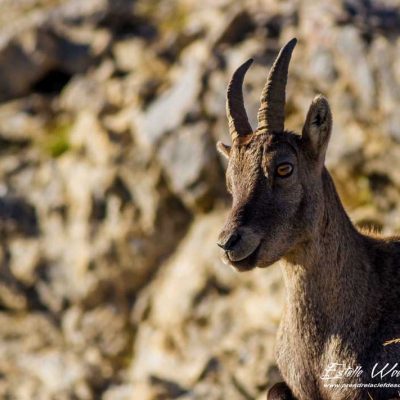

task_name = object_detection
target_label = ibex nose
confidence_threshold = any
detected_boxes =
[217,232,241,251]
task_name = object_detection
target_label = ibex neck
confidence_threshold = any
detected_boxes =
[281,168,377,342]
[286,168,361,269]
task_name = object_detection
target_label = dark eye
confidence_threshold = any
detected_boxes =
[276,162,293,178]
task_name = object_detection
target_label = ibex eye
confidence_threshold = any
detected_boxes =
[276,163,293,177]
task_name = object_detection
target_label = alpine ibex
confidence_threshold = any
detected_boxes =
[216,38,400,400]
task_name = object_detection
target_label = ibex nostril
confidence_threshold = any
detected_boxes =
[217,232,241,251]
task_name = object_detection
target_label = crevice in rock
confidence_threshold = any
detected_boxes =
[31,69,72,95]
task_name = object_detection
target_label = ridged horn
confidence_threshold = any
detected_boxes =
[226,58,254,140]
[257,38,297,134]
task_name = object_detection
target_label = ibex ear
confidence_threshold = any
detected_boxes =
[216,141,231,159]
[302,95,332,163]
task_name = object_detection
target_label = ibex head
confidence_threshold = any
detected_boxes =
[217,38,333,271]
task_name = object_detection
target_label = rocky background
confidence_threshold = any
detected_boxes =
[0,0,400,399]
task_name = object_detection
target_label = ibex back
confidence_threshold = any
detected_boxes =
[216,38,400,400]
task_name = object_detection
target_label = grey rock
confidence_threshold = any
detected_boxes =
[59,75,108,115]
[112,38,147,73]
[0,97,47,142]
[0,40,51,102]
[0,196,38,236]
[9,238,41,285]
[334,26,376,113]
[308,45,337,85]
[132,42,206,148]
[213,10,255,47]
[159,122,222,211]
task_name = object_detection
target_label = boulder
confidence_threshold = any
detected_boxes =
[159,122,223,211]
[132,42,206,148]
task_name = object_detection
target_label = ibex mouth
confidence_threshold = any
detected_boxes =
[223,241,262,271]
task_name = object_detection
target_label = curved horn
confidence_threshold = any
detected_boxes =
[257,38,297,134]
[226,58,254,140]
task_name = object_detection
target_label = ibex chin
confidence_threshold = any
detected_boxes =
[216,38,400,400]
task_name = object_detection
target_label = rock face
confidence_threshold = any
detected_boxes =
[0,0,400,399]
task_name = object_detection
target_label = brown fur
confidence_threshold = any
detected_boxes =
[217,96,400,399]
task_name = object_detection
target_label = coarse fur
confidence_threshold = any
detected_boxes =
[217,94,400,399]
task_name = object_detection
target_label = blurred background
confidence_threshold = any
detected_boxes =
[0,0,400,398]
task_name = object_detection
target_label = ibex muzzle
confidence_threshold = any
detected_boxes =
[217,224,262,271]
